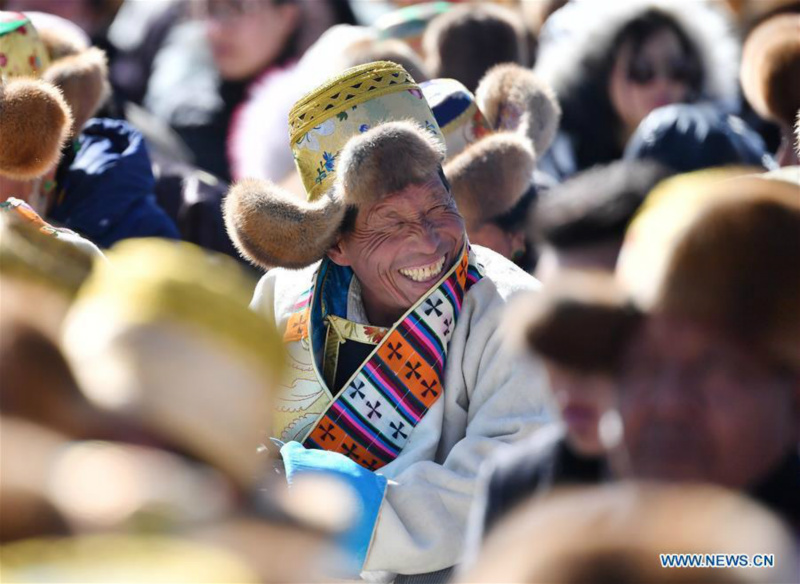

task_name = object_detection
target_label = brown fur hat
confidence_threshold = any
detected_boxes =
[423,3,527,92]
[517,171,800,374]
[654,177,800,372]
[475,63,562,157]
[0,79,73,180]
[224,180,346,271]
[42,46,110,136]
[336,120,445,208]
[12,13,110,136]
[741,14,800,128]
[442,64,561,226]
[224,122,445,270]
[519,271,643,374]
[444,132,535,225]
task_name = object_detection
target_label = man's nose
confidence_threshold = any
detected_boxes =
[413,219,441,253]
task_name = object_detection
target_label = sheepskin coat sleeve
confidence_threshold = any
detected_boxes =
[250,246,553,579]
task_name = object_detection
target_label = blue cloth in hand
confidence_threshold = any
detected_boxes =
[280,441,387,574]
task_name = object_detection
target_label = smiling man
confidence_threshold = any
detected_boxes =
[223,62,550,579]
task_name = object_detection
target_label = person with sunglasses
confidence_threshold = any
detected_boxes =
[534,1,739,182]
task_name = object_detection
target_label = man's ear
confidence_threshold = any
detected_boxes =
[326,236,352,267]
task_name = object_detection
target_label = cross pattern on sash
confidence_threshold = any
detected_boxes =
[390,421,408,440]
[320,423,337,442]
[364,458,379,471]
[404,360,422,380]
[366,400,382,419]
[421,378,439,398]
[387,341,403,361]
[292,313,307,336]
[342,442,360,461]
[443,317,452,337]
[424,298,443,317]
[349,380,365,400]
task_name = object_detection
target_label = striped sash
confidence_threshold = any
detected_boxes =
[293,245,482,470]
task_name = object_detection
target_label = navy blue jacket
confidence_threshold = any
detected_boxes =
[50,118,180,248]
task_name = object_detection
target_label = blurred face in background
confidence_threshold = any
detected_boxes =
[203,0,300,81]
[609,26,696,139]
[544,360,616,456]
[617,314,798,489]
[468,222,525,263]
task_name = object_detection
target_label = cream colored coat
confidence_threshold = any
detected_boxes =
[250,245,552,580]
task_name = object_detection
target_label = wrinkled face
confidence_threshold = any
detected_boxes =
[609,28,694,136]
[328,174,465,326]
[204,0,299,81]
[545,360,616,456]
[617,315,798,488]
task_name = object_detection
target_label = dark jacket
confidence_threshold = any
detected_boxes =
[50,118,180,249]
[464,425,606,561]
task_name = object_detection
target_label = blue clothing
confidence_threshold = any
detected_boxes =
[49,118,180,248]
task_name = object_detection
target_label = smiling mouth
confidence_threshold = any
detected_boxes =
[398,256,446,283]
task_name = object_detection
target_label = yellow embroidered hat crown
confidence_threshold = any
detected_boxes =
[224,62,450,270]
[288,61,443,201]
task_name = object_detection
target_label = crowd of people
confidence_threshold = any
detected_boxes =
[0,0,798,582]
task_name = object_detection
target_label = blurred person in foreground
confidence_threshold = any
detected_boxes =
[535,0,739,180]
[0,11,179,247]
[460,483,798,584]
[0,239,343,583]
[740,13,800,167]
[513,170,800,531]
[422,64,561,270]
[223,61,551,579]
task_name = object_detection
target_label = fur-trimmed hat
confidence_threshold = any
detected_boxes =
[224,62,445,270]
[62,239,286,490]
[0,10,109,136]
[522,170,800,375]
[741,14,800,129]
[423,64,561,226]
[0,78,72,180]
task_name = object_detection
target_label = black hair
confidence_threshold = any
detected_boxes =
[559,9,703,170]
[427,4,526,92]
[339,205,359,235]
[531,160,672,250]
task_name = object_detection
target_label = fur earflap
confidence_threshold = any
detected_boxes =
[42,47,110,135]
[518,271,643,373]
[444,132,535,224]
[224,179,345,270]
[741,14,800,128]
[476,63,562,156]
[336,121,446,208]
[0,79,73,180]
